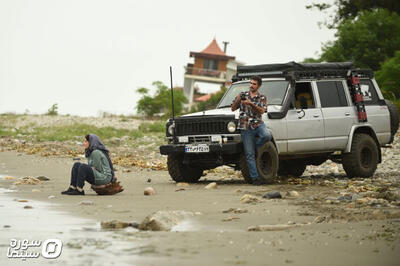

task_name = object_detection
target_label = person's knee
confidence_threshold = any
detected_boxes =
[72,162,81,170]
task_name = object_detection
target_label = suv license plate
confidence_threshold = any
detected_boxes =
[185,144,210,153]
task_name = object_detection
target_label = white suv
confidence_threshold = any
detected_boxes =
[160,62,399,183]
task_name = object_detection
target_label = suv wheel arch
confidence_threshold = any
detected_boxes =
[346,125,381,163]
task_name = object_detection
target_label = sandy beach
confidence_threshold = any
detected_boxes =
[1,149,400,266]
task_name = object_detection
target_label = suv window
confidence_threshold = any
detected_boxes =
[295,82,315,109]
[317,81,348,108]
[360,79,379,105]
[218,80,289,108]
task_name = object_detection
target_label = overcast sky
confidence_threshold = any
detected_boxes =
[0,0,335,117]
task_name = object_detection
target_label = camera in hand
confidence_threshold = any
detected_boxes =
[241,94,247,101]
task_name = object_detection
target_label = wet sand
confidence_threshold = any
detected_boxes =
[0,150,399,266]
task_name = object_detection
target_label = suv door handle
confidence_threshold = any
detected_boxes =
[345,112,350,116]
[313,114,320,118]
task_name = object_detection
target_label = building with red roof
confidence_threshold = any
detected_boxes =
[183,38,242,105]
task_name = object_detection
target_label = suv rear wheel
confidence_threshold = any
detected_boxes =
[167,154,203,183]
[342,133,378,178]
[278,160,307,177]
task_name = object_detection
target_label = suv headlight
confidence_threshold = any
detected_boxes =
[168,124,175,135]
[227,121,236,133]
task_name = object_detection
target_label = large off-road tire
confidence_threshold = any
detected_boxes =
[256,142,279,183]
[278,160,307,177]
[239,142,279,184]
[342,133,379,178]
[167,154,203,183]
[385,99,399,144]
[239,154,252,184]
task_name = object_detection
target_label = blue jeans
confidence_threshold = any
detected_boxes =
[241,123,272,181]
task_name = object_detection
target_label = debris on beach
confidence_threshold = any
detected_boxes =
[78,200,94,206]
[204,182,217,190]
[248,224,301,231]
[176,182,190,187]
[222,208,248,214]
[23,205,33,209]
[36,175,50,181]
[101,220,131,229]
[13,176,41,185]
[17,199,28,202]
[222,216,240,222]
[240,194,261,204]
[144,187,156,196]
[138,210,195,231]
[262,191,282,199]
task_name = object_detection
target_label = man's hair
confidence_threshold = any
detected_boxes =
[251,76,262,86]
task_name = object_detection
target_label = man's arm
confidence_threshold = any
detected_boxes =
[231,94,241,111]
[242,96,267,114]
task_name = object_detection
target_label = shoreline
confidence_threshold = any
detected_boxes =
[1,150,400,265]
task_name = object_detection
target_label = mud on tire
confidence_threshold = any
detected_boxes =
[342,133,378,178]
[385,99,399,144]
[256,142,279,183]
[167,154,203,183]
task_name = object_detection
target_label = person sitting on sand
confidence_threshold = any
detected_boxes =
[61,134,114,195]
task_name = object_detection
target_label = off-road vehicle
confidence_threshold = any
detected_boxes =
[160,62,399,183]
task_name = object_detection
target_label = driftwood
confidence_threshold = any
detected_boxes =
[91,177,124,195]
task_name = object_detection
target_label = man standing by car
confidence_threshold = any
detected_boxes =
[231,76,271,185]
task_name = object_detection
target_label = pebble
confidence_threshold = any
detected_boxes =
[263,191,282,199]
[204,182,217,190]
[144,187,156,196]
[32,189,40,192]
[313,216,327,223]
[17,199,28,202]
[176,182,190,187]
[286,191,299,197]
[78,201,94,206]
[23,205,33,209]
[3,225,11,228]
[36,176,50,181]
[240,194,261,204]
[101,220,130,229]
[48,195,56,199]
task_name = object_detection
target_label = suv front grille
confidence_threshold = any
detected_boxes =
[173,115,237,136]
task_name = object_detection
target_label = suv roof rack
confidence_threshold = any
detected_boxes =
[232,61,373,82]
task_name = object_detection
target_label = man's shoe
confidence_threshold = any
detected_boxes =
[66,189,85,195]
[61,187,75,195]
[252,178,266,186]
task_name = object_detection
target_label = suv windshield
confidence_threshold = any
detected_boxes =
[217,80,289,108]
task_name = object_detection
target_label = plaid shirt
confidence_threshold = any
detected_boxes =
[232,91,267,130]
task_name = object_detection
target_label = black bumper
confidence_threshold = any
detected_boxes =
[159,142,243,155]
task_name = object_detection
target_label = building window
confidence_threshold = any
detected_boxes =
[204,59,219,70]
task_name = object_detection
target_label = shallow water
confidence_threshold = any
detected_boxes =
[0,176,143,266]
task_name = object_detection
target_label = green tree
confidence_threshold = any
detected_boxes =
[47,103,58,116]
[319,9,400,71]
[307,0,400,29]
[375,50,400,99]
[136,81,187,117]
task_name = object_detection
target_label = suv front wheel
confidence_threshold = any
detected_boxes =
[167,154,203,183]
[342,133,378,178]
[239,142,279,184]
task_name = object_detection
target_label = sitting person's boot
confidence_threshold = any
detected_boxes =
[67,188,85,195]
[61,186,76,195]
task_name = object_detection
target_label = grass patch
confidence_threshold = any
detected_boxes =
[138,121,165,133]
[0,121,166,142]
